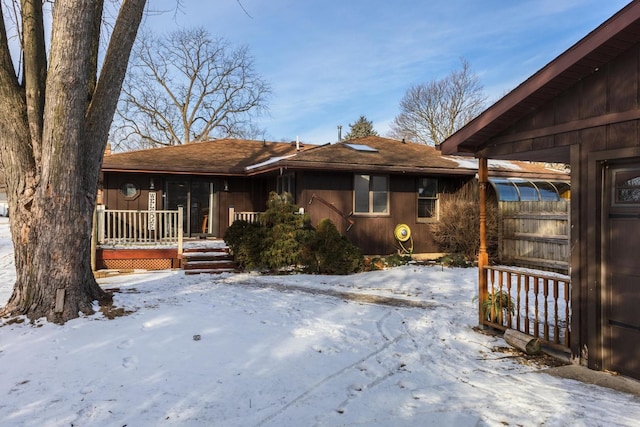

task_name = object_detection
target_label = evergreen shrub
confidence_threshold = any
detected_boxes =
[223,220,266,270]
[300,219,364,274]
[224,193,364,274]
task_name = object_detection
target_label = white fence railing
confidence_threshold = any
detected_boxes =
[228,207,260,226]
[96,205,183,252]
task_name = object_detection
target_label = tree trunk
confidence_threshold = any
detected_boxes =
[0,0,146,323]
[3,189,108,323]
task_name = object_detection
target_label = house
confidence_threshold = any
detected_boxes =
[248,136,568,255]
[440,1,640,380]
[100,136,567,263]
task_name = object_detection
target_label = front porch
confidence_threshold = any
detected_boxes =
[92,206,250,273]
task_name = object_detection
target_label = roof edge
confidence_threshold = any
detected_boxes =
[440,1,640,155]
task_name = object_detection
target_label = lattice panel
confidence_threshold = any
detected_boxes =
[100,258,173,270]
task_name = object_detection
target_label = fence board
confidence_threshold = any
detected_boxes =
[498,201,569,274]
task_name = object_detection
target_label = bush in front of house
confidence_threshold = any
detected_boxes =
[258,192,311,270]
[432,182,498,262]
[224,192,364,274]
[223,219,266,270]
[300,219,364,274]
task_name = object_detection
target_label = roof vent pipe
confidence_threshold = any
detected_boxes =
[296,136,300,151]
[337,125,342,142]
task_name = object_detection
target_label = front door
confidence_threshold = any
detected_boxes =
[604,162,640,379]
[166,179,217,237]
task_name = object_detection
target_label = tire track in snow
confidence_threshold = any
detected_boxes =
[327,312,415,421]
[227,280,439,309]
[255,311,403,427]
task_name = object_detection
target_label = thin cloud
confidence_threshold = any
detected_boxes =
[143,0,631,144]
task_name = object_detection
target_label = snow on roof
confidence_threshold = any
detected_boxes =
[448,156,525,171]
[245,154,297,170]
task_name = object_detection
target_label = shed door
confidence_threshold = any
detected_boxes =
[604,163,640,379]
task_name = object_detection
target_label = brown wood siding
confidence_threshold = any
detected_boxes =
[481,44,640,162]
[479,42,640,377]
[102,173,276,238]
[102,172,152,211]
[220,176,272,237]
[299,171,469,255]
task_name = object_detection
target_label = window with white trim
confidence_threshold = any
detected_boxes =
[417,177,438,221]
[354,174,388,214]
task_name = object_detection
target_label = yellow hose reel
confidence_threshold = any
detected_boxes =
[394,223,413,254]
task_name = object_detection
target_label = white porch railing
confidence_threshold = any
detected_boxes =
[96,205,183,253]
[228,207,261,226]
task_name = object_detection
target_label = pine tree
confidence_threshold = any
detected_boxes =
[343,115,378,140]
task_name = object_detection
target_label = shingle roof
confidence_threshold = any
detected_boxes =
[102,136,568,180]
[247,136,568,179]
[102,139,303,175]
[247,136,463,174]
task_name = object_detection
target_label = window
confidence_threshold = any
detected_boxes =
[277,174,295,196]
[613,168,640,205]
[120,182,140,200]
[354,174,388,214]
[417,178,438,221]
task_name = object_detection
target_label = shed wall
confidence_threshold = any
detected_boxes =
[479,41,640,376]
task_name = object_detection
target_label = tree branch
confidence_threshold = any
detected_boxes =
[20,0,47,162]
[86,0,146,160]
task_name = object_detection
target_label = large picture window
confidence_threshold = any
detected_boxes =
[354,174,388,214]
[417,177,438,221]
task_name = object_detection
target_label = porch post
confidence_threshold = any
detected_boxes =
[478,157,489,326]
[229,206,235,227]
[177,206,184,255]
[91,206,97,271]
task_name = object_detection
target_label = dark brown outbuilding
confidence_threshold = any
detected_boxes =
[441,0,640,380]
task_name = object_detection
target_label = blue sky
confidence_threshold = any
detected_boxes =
[148,0,631,144]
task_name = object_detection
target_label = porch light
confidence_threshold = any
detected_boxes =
[149,178,155,190]
[223,180,229,192]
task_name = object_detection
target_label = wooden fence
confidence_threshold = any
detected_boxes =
[95,206,183,251]
[498,201,569,274]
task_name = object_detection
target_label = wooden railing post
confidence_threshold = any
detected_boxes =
[91,206,97,271]
[177,206,183,255]
[96,204,105,244]
[478,157,489,327]
[229,206,235,226]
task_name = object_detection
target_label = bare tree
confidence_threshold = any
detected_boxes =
[390,58,486,146]
[343,115,378,140]
[0,0,146,323]
[114,27,270,148]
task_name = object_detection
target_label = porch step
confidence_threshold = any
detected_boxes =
[181,247,238,274]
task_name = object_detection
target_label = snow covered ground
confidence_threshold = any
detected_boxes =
[0,217,639,426]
